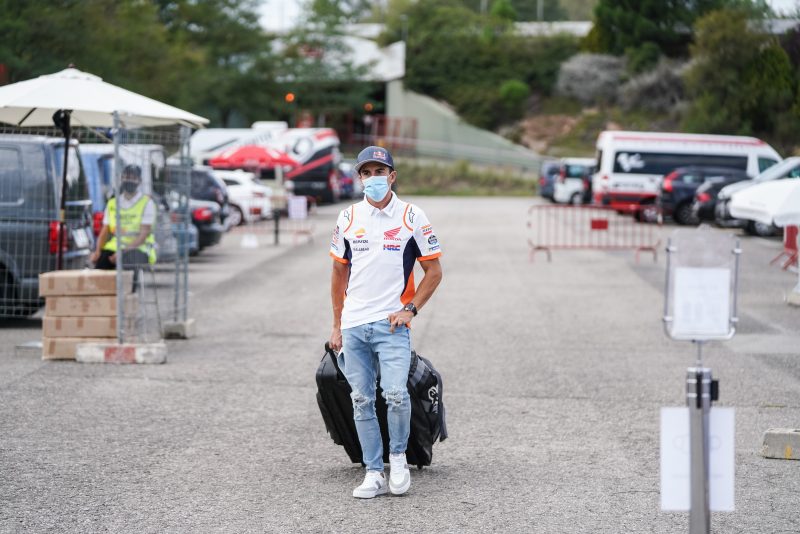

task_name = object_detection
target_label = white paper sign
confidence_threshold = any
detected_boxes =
[660,407,735,512]
[672,267,731,339]
[287,195,308,220]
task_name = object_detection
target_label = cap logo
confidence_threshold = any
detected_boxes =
[372,150,386,160]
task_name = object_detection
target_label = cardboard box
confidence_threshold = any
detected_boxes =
[39,270,132,297]
[44,295,138,317]
[43,316,118,338]
[42,337,116,360]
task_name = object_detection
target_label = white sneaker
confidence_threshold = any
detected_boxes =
[353,471,388,499]
[389,453,411,495]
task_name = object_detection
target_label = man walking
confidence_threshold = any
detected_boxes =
[329,146,443,498]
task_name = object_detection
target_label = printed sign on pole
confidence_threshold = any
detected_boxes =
[660,407,735,512]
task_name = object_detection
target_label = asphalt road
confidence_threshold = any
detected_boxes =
[1,197,799,533]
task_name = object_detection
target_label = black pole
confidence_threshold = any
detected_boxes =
[274,208,280,246]
[53,109,72,270]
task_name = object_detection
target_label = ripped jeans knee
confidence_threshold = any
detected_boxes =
[383,386,410,413]
[351,390,376,421]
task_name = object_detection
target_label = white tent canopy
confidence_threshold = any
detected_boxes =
[730,179,800,227]
[0,67,208,128]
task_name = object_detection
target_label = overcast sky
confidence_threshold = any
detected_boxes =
[258,0,799,32]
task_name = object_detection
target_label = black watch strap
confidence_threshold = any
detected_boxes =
[403,302,418,316]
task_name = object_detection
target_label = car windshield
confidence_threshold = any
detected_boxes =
[565,165,589,178]
[754,157,800,182]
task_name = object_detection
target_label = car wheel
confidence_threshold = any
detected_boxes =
[674,202,698,226]
[570,193,582,206]
[634,204,658,223]
[746,220,777,237]
[227,205,244,227]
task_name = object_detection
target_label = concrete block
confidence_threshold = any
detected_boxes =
[761,428,800,460]
[786,290,800,307]
[162,318,196,340]
[15,340,42,357]
[75,342,167,364]
[43,337,116,360]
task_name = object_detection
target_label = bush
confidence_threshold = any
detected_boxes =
[499,79,531,115]
[619,60,688,113]
[555,53,626,105]
[626,42,661,74]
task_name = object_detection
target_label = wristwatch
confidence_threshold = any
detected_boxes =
[403,302,418,316]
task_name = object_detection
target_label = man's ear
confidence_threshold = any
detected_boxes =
[388,170,397,185]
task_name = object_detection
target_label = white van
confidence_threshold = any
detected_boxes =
[553,157,596,204]
[592,131,781,213]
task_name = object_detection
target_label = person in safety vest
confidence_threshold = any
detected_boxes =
[90,164,157,270]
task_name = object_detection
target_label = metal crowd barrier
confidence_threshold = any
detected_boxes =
[527,204,661,263]
[770,225,798,271]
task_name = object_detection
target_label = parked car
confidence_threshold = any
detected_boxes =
[538,161,560,201]
[191,167,231,228]
[691,172,751,223]
[338,161,361,199]
[657,166,749,225]
[716,157,800,236]
[277,128,342,204]
[189,198,225,252]
[0,135,94,316]
[553,158,595,205]
[212,169,273,226]
[174,218,199,257]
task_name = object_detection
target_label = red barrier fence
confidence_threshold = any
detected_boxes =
[770,225,798,270]
[527,205,661,262]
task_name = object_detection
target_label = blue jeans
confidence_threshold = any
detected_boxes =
[340,319,411,472]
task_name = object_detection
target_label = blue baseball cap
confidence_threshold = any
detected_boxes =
[354,146,394,173]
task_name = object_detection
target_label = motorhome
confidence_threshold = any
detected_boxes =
[592,131,781,216]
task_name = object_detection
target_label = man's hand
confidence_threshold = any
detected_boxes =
[329,327,343,352]
[89,250,100,264]
[388,310,414,333]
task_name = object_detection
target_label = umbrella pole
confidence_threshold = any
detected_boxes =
[53,110,72,271]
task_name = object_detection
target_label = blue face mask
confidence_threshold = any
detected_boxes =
[363,176,390,202]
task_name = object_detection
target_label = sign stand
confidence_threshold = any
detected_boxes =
[662,226,740,533]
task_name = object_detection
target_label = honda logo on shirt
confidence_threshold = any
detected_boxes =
[384,227,402,241]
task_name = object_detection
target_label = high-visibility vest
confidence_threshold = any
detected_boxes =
[102,195,157,264]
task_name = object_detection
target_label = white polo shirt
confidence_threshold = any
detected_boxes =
[330,193,442,330]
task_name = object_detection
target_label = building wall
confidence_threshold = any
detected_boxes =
[386,80,542,172]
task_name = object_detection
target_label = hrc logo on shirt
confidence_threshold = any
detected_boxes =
[383,244,400,252]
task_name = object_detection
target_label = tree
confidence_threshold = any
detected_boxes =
[683,8,798,145]
[379,0,578,129]
[588,0,771,59]
[510,0,567,21]
[275,0,373,126]
[155,0,279,127]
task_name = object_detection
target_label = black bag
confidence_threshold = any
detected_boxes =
[315,342,447,469]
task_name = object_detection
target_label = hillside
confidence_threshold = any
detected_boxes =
[516,103,682,159]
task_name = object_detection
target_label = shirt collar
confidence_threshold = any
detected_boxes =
[365,192,398,217]
[120,191,143,205]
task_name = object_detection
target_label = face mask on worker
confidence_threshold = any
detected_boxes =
[363,175,390,202]
[120,181,138,194]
